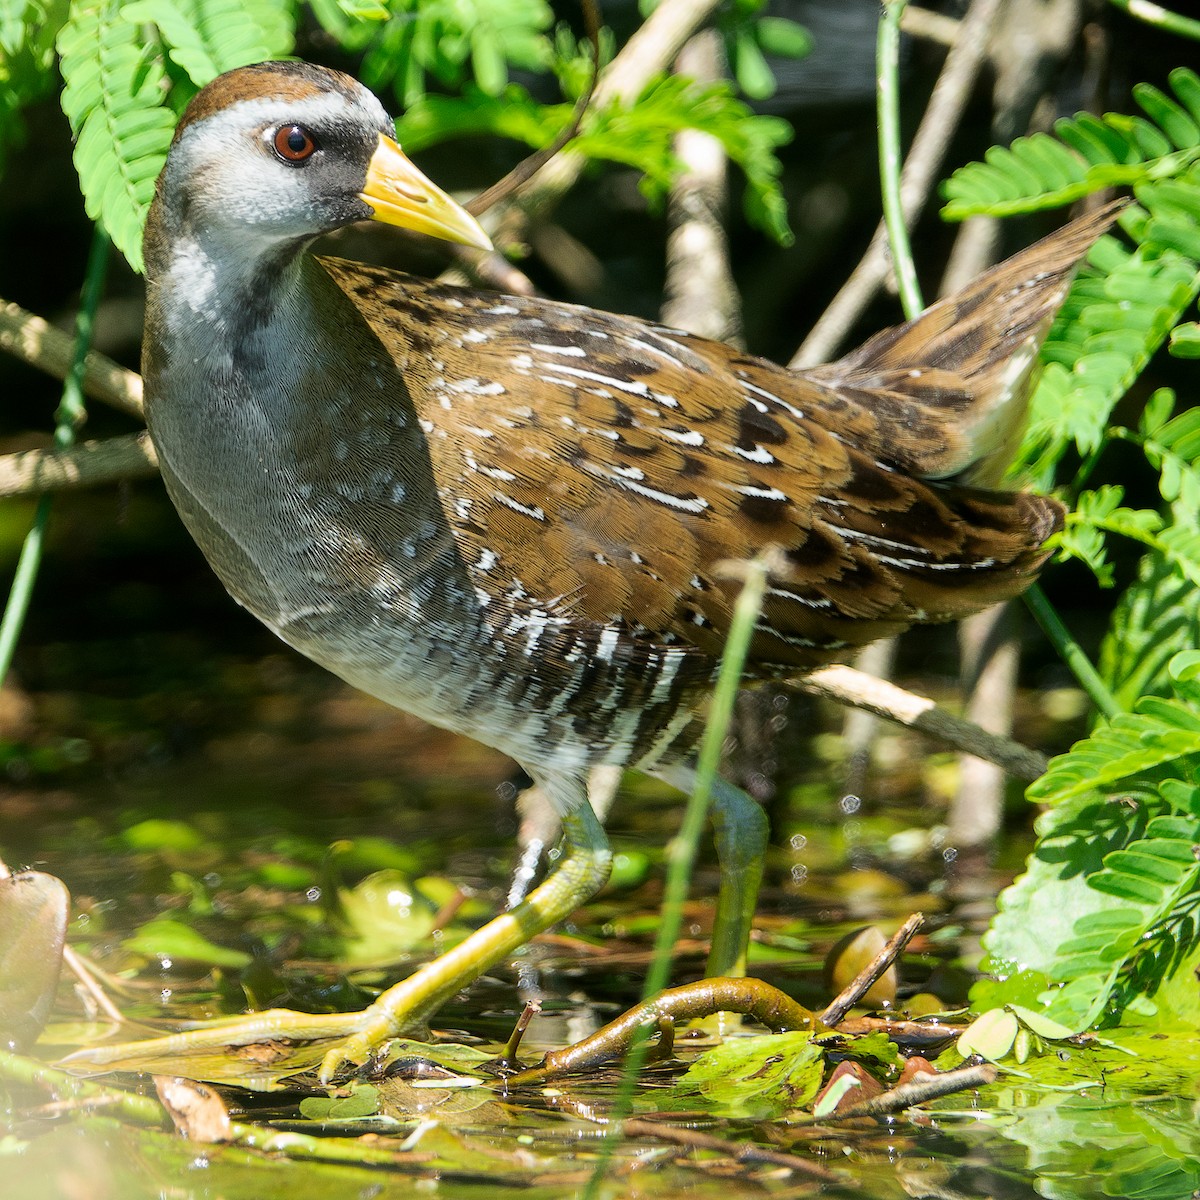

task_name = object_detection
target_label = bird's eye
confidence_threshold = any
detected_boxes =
[272,124,317,164]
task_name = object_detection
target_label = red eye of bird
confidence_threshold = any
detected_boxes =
[273,124,317,163]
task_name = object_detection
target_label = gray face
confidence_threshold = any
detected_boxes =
[158,66,396,259]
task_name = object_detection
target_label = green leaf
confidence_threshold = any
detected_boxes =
[1170,320,1200,356]
[680,1030,823,1118]
[393,83,565,155]
[353,0,553,107]
[753,16,812,61]
[1099,547,1200,707]
[122,918,253,968]
[121,0,293,87]
[956,1008,1019,1061]
[58,0,178,272]
[576,75,794,244]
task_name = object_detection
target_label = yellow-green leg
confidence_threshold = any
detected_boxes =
[66,796,611,1082]
[706,775,769,978]
[653,762,769,978]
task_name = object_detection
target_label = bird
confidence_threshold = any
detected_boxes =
[69,60,1118,1081]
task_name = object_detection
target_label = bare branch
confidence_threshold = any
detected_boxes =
[800,664,1049,782]
[0,432,158,498]
[0,299,143,418]
[819,913,925,1026]
[662,32,743,345]
[791,0,1003,367]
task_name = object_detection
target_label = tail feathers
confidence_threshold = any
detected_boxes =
[809,200,1125,486]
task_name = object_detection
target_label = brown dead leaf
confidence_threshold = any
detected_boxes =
[153,1075,233,1143]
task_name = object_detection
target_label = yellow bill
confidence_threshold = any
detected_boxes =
[360,133,492,251]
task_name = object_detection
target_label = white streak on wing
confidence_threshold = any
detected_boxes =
[661,427,705,447]
[733,483,789,501]
[729,443,775,464]
[530,361,650,398]
[766,586,832,610]
[588,464,710,514]
[495,492,546,521]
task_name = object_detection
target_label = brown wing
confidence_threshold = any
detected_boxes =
[317,208,1114,670]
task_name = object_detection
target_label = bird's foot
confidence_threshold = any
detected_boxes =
[61,992,430,1084]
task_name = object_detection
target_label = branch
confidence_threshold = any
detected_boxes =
[819,913,924,1026]
[791,0,1003,367]
[0,298,143,418]
[661,31,743,346]
[0,432,158,498]
[800,664,1049,782]
[511,0,724,226]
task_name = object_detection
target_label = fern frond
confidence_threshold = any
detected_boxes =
[121,0,293,88]
[1029,689,1200,807]
[58,0,177,272]
[942,68,1200,219]
[1100,544,1200,707]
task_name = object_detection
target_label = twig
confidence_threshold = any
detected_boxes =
[0,297,143,418]
[800,664,1049,781]
[791,0,1003,367]
[901,5,960,45]
[62,945,126,1026]
[1107,0,1200,41]
[466,0,603,218]
[0,431,158,498]
[1025,585,1121,719]
[513,0,725,227]
[819,913,924,1026]
[507,977,815,1086]
[792,1062,997,1124]
[833,1014,964,1045]
[1,230,111,690]
[878,0,924,320]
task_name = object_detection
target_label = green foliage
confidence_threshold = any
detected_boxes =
[680,1030,824,1118]
[0,0,69,169]
[715,0,811,101]
[27,0,799,270]
[982,657,1200,1032]
[55,0,295,271]
[575,76,794,244]
[942,68,1200,220]
[943,67,1200,1037]
[312,0,554,108]
[395,74,795,244]
[57,0,181,273]
[122,0,292,87]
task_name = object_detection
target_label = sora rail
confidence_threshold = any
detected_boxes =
[71,61,1118,1080]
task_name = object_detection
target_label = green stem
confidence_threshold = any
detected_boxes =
[645,555,769,1000]
[584,555,770,1200]
[1024,583,1122,719]
[877,0,924,320]
[1107,0,1200,42]
[0,227,109,688]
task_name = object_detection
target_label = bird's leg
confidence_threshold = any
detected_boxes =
[64,793,611,1082]
[706,775,769,979]
[652,762,769,978]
